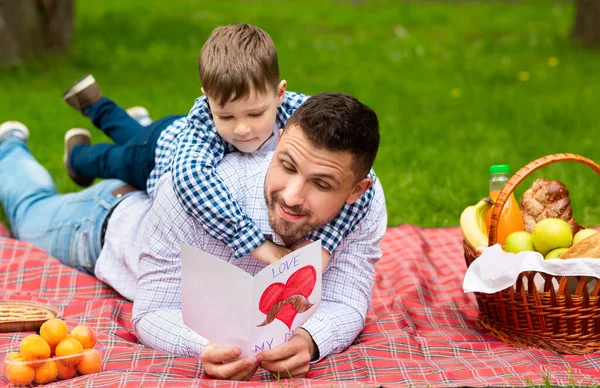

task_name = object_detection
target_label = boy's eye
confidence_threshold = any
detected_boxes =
[219,116,233,120]
[249,112,264,118]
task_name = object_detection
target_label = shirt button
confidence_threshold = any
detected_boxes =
[193,153,199,158]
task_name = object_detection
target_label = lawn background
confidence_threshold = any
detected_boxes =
[1,0,599,229]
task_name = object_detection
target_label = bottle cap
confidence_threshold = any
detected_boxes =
[490,164,510,174]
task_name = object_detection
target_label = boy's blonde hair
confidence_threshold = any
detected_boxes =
[199,24,280,107]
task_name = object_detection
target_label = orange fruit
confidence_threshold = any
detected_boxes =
[56,361,77,380]
[5,360,35,386]
[34,359,58,384]
[2,352,23,376]
[55,337,83,366]
[40,318,69,347]
[70,325,97,349]
[19,334,51,364]
[4,352,23,361]
[76,348,101,375]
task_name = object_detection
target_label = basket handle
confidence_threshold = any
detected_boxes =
[488,153,600,246]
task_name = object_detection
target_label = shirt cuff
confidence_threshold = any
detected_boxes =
[187,329,210,358]
[302,315,335,362]
[306,228,343,255]
[227,221,265,259]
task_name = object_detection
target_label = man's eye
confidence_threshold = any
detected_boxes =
[315,181,331,190]
[281,162,295,172]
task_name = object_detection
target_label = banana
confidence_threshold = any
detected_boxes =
[460,197,493,250]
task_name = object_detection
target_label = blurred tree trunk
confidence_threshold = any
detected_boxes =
[0,0,75,66]
[572,0,600,48]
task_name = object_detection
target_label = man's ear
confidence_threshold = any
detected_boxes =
[277,80,287,106]
[345,178,373,205]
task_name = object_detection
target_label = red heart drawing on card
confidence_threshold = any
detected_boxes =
[257,265,317,329]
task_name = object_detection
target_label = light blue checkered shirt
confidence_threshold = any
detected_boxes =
[129,150,387,361]
[146,92,377,258]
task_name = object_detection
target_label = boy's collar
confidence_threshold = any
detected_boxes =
[256,124,280,153]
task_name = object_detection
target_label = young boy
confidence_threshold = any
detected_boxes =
[62,24,375,265]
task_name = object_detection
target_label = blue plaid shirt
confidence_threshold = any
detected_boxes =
[146,92,377,258]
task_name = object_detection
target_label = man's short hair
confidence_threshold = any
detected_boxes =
[199,24,280,107]
[285,92,380,180]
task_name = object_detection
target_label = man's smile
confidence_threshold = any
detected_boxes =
[278,204,306,221]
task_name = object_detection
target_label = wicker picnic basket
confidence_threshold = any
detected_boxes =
[464,153,600,355]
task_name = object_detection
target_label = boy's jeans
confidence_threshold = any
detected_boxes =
[0,137,132,275]
[70,97,184,190]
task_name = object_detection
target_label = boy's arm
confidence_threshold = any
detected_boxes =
[170,99,265,259]
[306,170,377,256]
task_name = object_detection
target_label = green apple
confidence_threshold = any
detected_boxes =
[545,247,569,260]
[532,218,573,256]
[504,231,534,253]
[573,229,598,246]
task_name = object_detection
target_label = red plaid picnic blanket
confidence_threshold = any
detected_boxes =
[1,222,600,387]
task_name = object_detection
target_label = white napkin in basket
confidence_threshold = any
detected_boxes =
[463,244,600,294]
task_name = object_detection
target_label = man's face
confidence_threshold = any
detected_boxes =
[264,125,370,245]
[206,82,286,153]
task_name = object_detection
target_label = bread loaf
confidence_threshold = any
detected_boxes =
[520,178,582,235]
[560,232,600,259]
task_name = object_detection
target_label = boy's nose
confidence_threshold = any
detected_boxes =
[234,123,251,136]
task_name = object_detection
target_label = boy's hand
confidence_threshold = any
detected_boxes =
[293,240,331,272]
[250,240,291,264]
[201,344,260,380]
[258,329,317,378]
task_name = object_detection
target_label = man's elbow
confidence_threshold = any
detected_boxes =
[130,302,147,339]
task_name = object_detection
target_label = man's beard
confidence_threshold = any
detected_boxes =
[265,191,334,242]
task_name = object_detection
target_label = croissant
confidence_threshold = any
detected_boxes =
[520,178,582,235]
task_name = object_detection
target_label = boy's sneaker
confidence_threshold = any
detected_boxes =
[64,128,94,187]
[62,74,102,114]
[126,106,152,126]
[0,121,29,143]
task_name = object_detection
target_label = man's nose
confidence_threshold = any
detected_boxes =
[282,178,305,207]
[234,122,251,136]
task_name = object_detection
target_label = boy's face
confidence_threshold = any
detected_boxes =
[206,81,286,153]
[264,125,372,246]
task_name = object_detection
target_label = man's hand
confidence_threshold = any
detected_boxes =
[258,329,317,378]
[293,240,331,272]
[202,344,260,380]
[251,240,292,265]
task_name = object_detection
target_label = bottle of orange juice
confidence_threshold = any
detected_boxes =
[485,164,525,246]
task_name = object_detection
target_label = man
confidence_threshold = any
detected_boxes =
[0,92,387,380]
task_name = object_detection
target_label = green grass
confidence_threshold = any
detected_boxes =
[1,0,599,228]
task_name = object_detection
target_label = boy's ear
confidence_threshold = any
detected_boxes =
[277,80,287,106]
[201,87,206,96]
